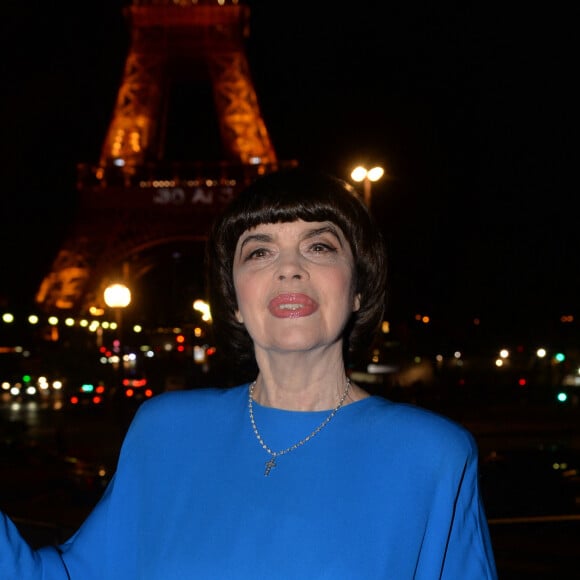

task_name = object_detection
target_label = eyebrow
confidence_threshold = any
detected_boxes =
[238,232,273,255]
[238,224,344,255]
[303,225,344,246]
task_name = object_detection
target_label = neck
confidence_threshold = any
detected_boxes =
[250,376,351,412]
[252,345,352,410]
[251,373,351,411]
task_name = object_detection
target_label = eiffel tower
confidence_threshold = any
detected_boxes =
[35,0,296,319]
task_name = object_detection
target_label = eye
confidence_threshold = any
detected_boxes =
[245,247,270,260]
[309,242,336,253]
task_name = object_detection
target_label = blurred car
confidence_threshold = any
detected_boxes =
[121,375,154,403]
[1,374,65,403]
[68,381,107,408]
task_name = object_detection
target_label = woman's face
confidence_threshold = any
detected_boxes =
[232,219,360,357]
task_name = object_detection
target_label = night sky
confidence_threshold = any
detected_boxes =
[0,1,575,343]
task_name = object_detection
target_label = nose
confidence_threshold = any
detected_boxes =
[276,250,308,281]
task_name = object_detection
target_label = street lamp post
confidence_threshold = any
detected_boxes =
[350,165,385,208]
[104,283,131,390]
[193,299,213,371]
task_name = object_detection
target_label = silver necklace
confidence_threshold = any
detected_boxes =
[248,378,351,476]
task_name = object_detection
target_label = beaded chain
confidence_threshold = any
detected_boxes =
[248,378,351,476]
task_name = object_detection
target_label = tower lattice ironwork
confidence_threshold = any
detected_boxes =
[35,0,295,317]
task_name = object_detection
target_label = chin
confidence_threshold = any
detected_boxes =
[271,334,338,354]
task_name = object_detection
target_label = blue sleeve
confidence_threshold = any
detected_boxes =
[56,403,153,579]
[442,439,498,579]
[0,511,69,579]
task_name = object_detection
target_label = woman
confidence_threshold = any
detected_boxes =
[1,167,497,578]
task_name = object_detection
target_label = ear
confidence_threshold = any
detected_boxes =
[352,293,361,312]
[235,309,244,323]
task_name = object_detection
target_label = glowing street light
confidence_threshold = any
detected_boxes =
[193,299,212,322]
[104,283,131,384]
[351,165,385,207]
[104,283,131,310]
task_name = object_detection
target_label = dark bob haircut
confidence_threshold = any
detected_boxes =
[206,167,387,373]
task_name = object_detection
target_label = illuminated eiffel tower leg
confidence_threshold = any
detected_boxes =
[36,1,295,317]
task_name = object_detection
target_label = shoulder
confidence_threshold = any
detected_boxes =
[361,396,478,460]
[128,384,248,431]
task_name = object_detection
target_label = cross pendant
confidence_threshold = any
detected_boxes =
[264,457,277,476]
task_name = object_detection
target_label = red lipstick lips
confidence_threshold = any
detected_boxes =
[268,293,318,318]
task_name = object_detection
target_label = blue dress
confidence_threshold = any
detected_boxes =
[1,385,498,579]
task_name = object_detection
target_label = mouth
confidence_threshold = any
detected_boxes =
[278,303,303,311]
[268,293,318,318]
